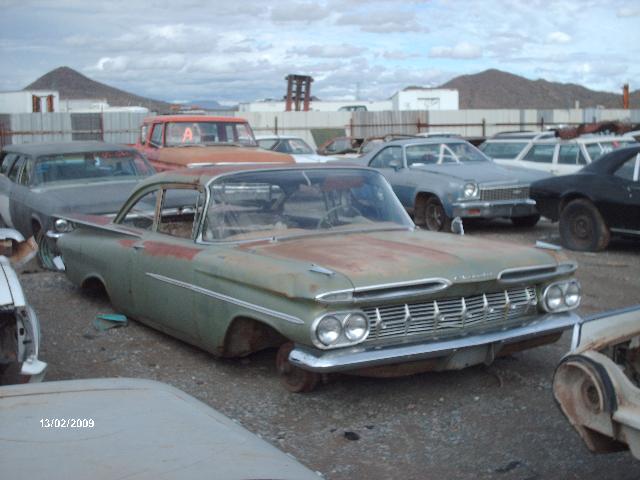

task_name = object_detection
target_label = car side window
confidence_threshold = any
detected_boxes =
[0,153,18,175]
[523,144,555,163]
[558,145,587,165]
[18,155,35,185]
[614,154,640,182]
[157,188,205,239]
[119,189,160,230]
[149,124,163,147]
[369,146,402,168]
[7,155,26,182]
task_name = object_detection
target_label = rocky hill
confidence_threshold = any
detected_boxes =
[439,69,639,109]
[25,66,173,112]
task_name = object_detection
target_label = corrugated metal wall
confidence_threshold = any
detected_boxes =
[0,109,638,147]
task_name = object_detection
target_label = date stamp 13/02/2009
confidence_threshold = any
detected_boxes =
[40,418,95,428]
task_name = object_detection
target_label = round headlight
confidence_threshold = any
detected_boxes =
[463,182,478,198]
[54,218,72,233]
[344,313,368,342]
[545,285,564,311]
[316,316,342,346]
[564,282,581,308]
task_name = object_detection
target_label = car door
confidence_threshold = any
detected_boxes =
[142,122,164,166]
[600,153,640,231]
[6,155,30,233]
[368,146,413,206]
[0,152,19,227]
[556,144,588,176]
[129,185,207,342]
[518,143,558,174]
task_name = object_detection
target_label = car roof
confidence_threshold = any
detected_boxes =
[384,137,469,147]
[1,141,138,157]
[143,115,249,124]
[137,162,374,188]
[255,135,301,140]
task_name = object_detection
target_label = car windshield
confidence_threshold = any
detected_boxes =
[584,139,639,162]
[203,169,412,241]
[406,142,489,166]
[34,150,154,184]
[165,121,257,147]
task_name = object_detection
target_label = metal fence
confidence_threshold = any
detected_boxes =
[1,109,639,149]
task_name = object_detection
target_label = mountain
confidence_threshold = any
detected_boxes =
[24,66,173,113]
[439,69,640,109]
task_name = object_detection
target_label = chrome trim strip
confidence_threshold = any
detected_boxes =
[497,262,577,284]
[316,277,452,304]
[288,312,582,372]
[611,228,640,235]
[145,272,304,325]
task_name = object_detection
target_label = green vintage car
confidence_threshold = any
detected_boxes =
[54,164,583,392]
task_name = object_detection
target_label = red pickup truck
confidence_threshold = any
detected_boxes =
[135,115,294,171]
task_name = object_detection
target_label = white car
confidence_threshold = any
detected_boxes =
[481,132,638,175]
[0,229,47,384]
[256,135,333,163]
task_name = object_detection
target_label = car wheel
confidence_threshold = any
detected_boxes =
[276,342,319,393]
[511,214,540,228]
[559,199,610,252]
[35,229,56,270]
[424,197,452,232]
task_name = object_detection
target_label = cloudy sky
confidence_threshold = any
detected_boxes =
[1,0,639,104]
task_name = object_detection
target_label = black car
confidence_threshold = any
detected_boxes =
[530,145,640,251]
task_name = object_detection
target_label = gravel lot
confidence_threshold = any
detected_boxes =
[16,219,640,479]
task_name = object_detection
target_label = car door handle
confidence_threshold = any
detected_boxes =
[133,242,145,250]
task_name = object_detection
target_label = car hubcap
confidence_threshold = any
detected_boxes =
[572,214,592,240]
[426,204,443,230]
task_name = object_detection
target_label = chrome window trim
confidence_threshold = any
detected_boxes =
[145,272,304,325]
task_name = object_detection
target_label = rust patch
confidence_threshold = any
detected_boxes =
[142,241,203,260]
[222,317,285,357]
[119,239,137,248]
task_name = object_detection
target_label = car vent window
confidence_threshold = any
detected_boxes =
[158,188,203,239]
[119,189,159,230]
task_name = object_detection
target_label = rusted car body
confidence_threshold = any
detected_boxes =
[0,229,46,384]
[55,164,582,392]
[0,378,321,479]
[135,115,294,171]
[554,306,640,460]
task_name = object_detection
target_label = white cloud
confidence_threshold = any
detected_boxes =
[429,42,482,59]
[617,6,640,17]
[289,44,367,58]
[546,31,572,44]
[94,56,129,72]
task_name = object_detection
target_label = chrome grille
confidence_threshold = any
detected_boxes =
[362,286,537,342]
[480,186,530,201]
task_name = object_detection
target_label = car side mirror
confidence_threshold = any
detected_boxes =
[389,160,401,171]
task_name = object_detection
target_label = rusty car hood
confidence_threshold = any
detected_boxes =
[157,146,294,167]
[238,229,562,289]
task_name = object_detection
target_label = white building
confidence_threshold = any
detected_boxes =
[60,98,149,113]
[0,90,59,113]
[239,87,459,112]
[391,87,459,111]
[239,99,392,112]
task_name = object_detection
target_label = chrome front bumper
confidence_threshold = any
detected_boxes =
[289,311,581,373]
[451,199,537,219]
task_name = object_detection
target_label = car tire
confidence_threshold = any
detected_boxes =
[424,197,452,232]
[276,342,320,393]
[559,199,610,252]
[511,214,540,228]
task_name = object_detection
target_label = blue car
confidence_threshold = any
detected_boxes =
[357,137,550,231]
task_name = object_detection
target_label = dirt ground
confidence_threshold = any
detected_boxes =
[17,219,640,479]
